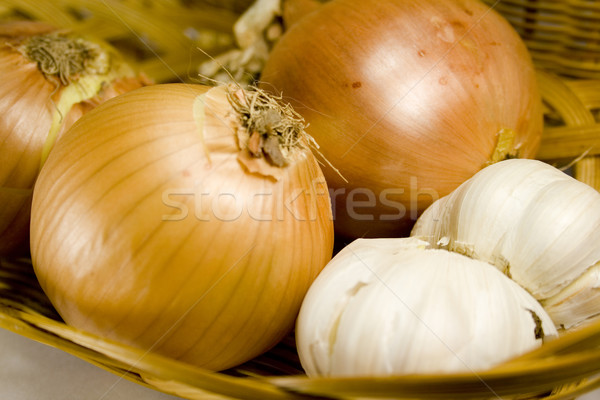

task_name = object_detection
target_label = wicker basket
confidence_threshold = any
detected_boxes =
[2,255,600,400]
[0,0,250,83]
[485,0,600,198]
[483,0,600,80]
[2,1,600,399]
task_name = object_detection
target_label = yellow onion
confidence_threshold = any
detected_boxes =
[260,0,543,239]
[0,21,148,255]
[30,83,334,371]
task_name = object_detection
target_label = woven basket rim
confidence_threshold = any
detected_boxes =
[2,248,600,400]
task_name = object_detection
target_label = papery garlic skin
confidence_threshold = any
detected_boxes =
[296,238,557,377]
[412,159,600,330]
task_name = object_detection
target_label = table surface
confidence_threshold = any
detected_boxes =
[0,328,182,400]
[1,327,600,400]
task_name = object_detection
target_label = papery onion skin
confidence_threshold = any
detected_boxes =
[260,0,543,239]
[296,238,558,377]
[0,21,148,255]
[30,84,334,371]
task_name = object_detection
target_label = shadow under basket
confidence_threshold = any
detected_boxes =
[2,256,600,400]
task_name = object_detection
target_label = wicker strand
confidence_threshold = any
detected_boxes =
[483,0,600,80]
[0,0,240,83]
[536,71,600,189]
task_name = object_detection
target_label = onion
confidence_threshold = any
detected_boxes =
[260,0,543,239]
[0,21,148,255]
[30,83,334,371]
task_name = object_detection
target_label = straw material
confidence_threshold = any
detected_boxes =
[484,0,600,191]
[3,255,600,400]
[536,70,600,190]
[2,1,600,399]
[0,0,246,83]
[483,0,600,80]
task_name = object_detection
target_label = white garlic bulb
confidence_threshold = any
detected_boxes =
[296,237,557,377]
[412,158,600,330]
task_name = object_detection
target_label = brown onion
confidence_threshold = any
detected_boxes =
[0,21,148,255]
[30,83,334,371]
[260,0,543,239]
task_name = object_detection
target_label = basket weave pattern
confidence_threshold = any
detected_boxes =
[0,0,244,83]
[484,0,600,80]
[2,1,600,399]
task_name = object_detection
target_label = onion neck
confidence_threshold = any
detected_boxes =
[19,32,138,168]
[227,85,307,167]
[488,127,518,165]
[20,32,111,85]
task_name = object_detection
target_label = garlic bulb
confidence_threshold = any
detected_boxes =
[296,238,557,377]
[412,158,600,330]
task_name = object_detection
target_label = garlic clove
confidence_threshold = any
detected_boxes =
[542,262,600,330]
[414,159,570,263]
[296,238,558,377]
[504,178,600,299]
[296,237,429,376]
[411,158,600,330]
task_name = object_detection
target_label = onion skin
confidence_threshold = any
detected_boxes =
[260,0,543,238]
[30,84,334,371]
[0,21,147,255]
